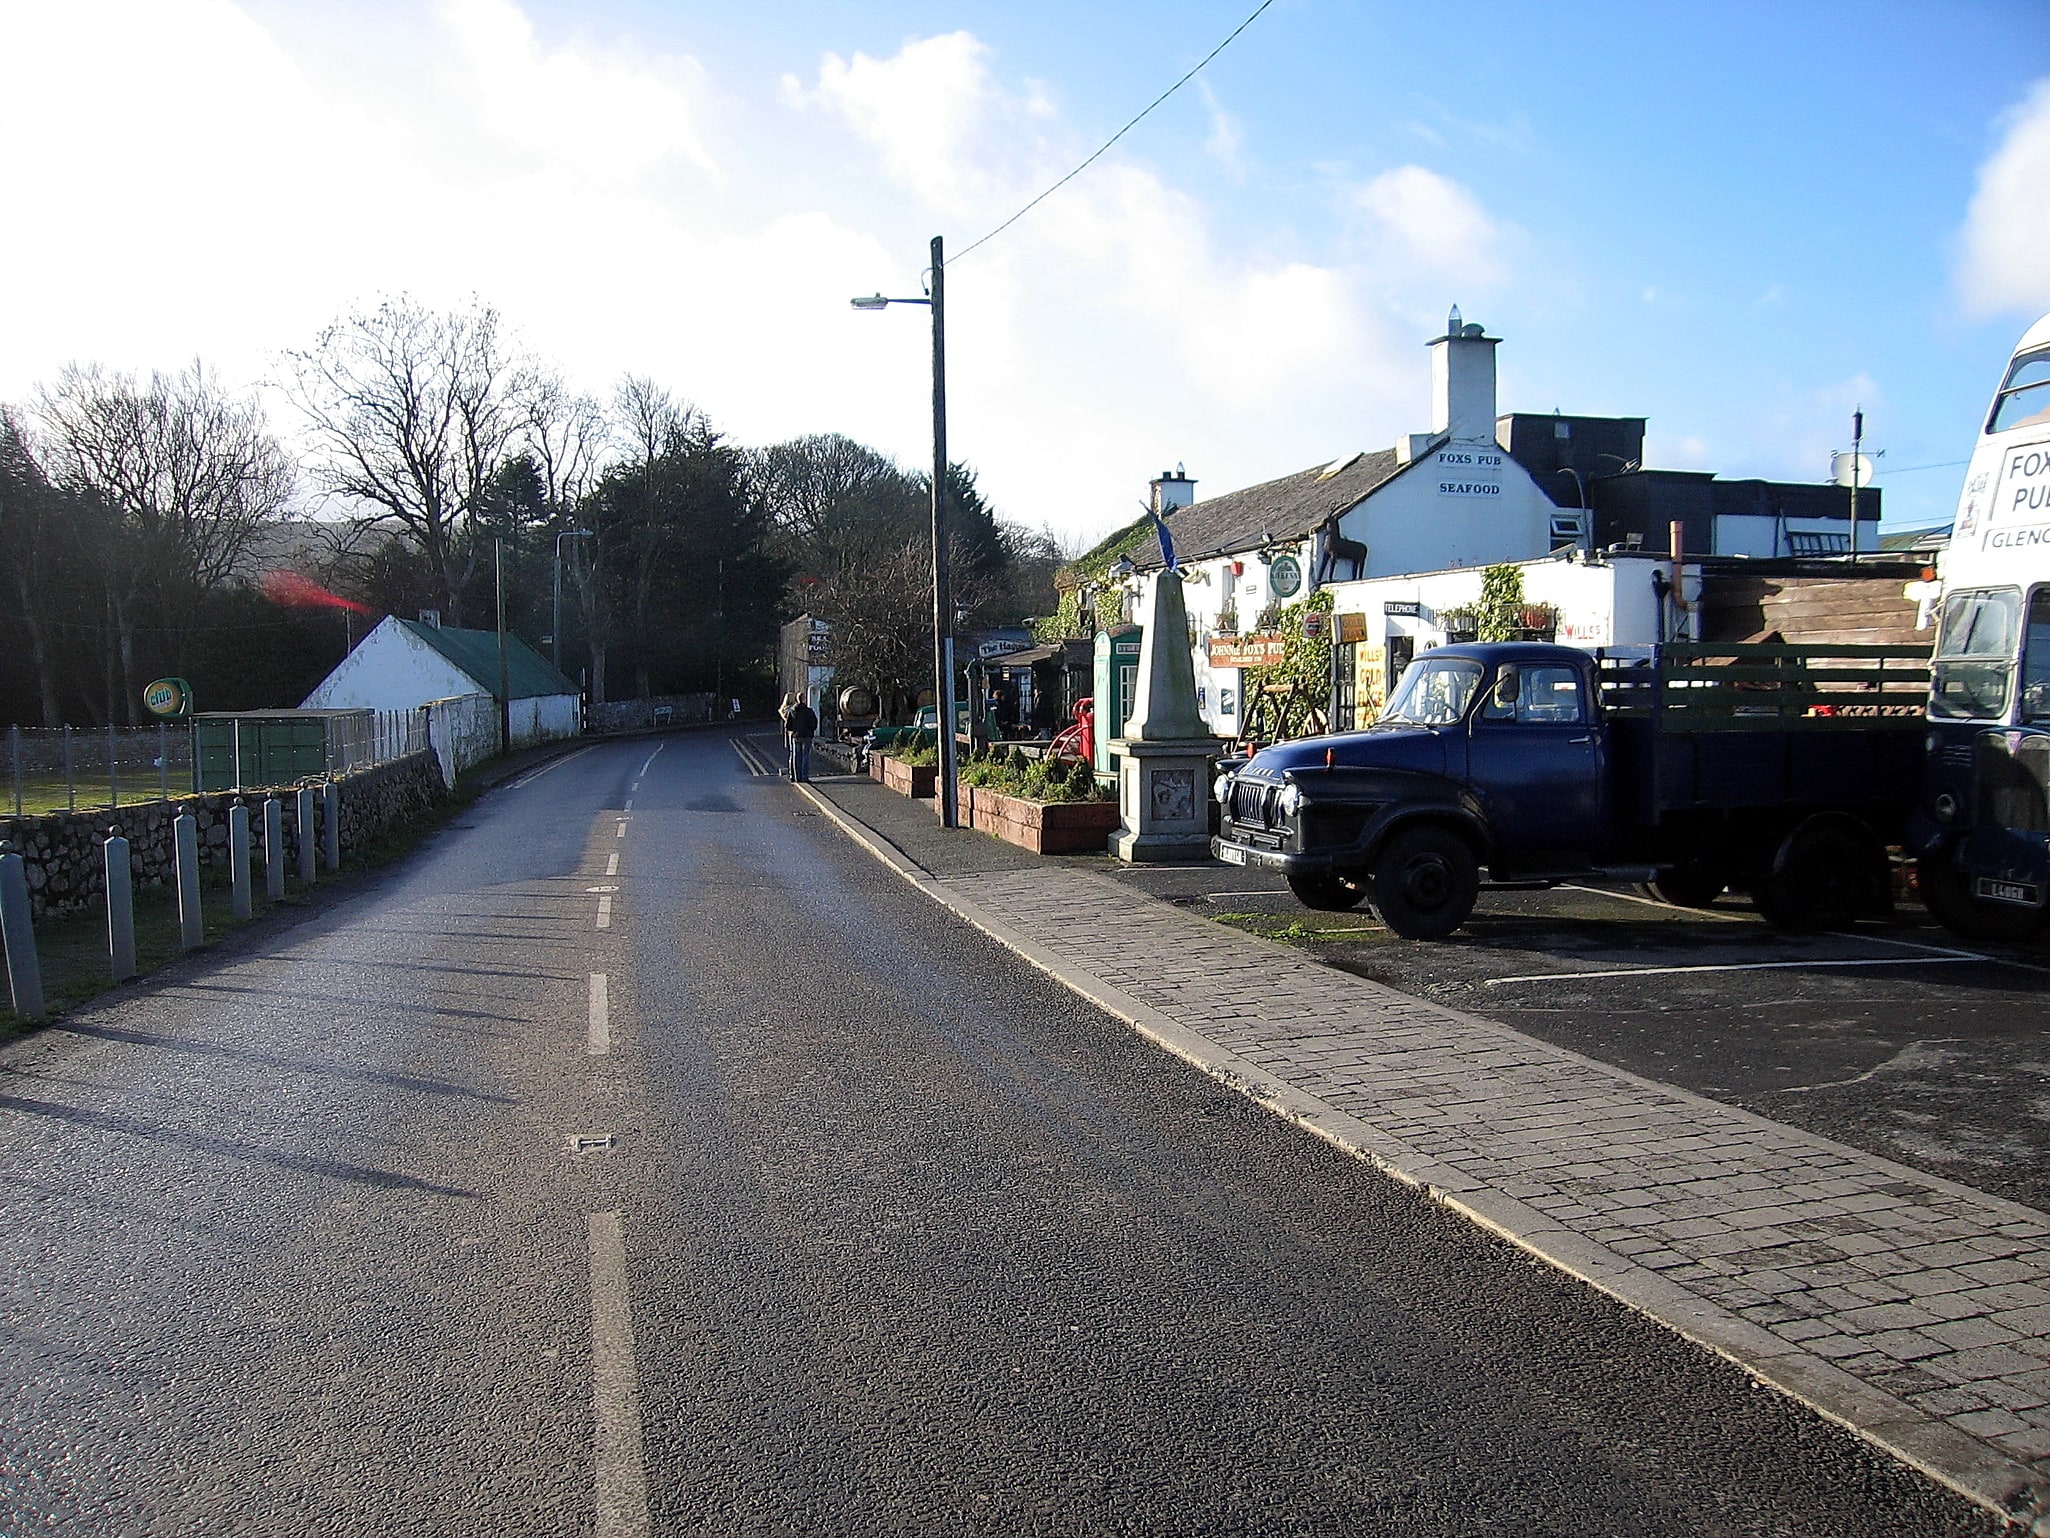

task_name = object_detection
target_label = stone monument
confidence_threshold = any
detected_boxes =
[1109,546,1225,863]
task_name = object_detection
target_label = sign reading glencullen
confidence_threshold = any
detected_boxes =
[1207,634,1288,669]
[142,677,194,720]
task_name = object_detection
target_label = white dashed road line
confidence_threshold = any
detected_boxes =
[606,854,619,876]
[615,821,627,838]
[588,974,610,1055]
[588,1212,651,1538]
[596,896,613,930]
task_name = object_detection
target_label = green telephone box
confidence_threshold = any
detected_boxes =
[1091,625,1142,778]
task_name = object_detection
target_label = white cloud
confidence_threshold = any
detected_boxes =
[784,31,1017,217]
[1352,166,1506,293]
[435,0,720,186]
[1199,81,1246,180]
[1959,77,2050,317]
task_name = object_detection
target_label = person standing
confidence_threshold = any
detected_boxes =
[783,694,818,782]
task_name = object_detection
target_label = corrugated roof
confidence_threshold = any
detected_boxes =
[1130,448,1410,570]
[398,619,579,700]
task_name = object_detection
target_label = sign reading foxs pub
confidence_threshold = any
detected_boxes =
[1207,634,1287,668]
[142,677,194,720]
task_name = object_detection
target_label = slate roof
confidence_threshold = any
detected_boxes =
[397,619,580,700]
[1129,447,1411,570]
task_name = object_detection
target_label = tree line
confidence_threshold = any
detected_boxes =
[0,295,1062,728]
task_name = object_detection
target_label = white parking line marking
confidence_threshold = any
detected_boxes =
[606,854,619,876]
[506,745,597,789]
[589,1212,651,1538]
[588,973,610,1055]
[1560,883,1750,922]
[596,896,613,930]
[1484,954,1981,986]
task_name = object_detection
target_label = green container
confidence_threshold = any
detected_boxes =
[1092,625,1142,777]
[192,710,373,791]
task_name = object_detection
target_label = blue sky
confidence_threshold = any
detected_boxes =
[2,0,2046,541]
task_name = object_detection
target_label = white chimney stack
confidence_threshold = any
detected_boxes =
[1150,464,1195,514]
[1429,309,1499,445]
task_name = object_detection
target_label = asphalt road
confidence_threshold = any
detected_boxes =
[0,733,2002,1535]
[1109,861,2050,1212]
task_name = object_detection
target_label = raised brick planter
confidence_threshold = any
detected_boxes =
[968,786,1119,855]
[877,754,936,799]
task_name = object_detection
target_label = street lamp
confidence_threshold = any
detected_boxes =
[850,235,959,828]
[552,529,594,670]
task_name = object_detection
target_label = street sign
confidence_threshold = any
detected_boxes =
[1207,634,1288,668]
[1301,612,1328,640]
[143,677,194,720]
[1384,600,1422,618]
[1269,553,1303,597]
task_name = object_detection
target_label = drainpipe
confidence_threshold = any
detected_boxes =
[1668,519,1691,642]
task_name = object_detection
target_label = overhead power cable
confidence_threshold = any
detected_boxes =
[953,0,1278,264]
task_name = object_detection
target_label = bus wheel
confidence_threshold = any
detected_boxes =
[1370,827,1479,940]
[1751,820,1880,933]
[1917,861,2049,943]
[1287,872,1369,911]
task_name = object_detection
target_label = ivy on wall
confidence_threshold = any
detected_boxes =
[1035,516,1155,643]
[1475,563,1526,642]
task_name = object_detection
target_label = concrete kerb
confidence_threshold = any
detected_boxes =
[795,780,2049,1530]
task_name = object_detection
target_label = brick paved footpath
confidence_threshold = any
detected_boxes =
[799,773,2050,1529]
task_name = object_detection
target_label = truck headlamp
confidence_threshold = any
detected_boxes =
[1933,792,1957,825]
[1278,781,1304,816]
[1214,771,1234,804]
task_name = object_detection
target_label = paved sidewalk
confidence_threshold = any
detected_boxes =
[801,772,2050,1530]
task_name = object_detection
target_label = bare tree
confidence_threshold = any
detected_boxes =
[35,361,295,721]
[285,296,534,624]
[0,408,70,725]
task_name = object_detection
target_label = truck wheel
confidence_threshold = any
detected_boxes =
[1917,861,2049,943]
[1636,863,1726,908]
[1370,827,1479,940]
[1287,872,1369,911]
[1750,820,1879,933]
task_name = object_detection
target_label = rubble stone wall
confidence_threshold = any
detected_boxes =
[0,752,445,921]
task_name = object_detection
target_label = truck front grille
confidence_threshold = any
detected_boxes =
[1230,780,1277,828]
[1977,732,2050,834]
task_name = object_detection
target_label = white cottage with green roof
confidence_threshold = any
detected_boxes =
[302,616,581,749]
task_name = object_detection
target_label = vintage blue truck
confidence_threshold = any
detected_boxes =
[1212,640,1928,939]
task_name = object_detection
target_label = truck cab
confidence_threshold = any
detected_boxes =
[1213,643,1609,937]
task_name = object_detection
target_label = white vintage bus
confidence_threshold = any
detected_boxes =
[1909,310,2050,939]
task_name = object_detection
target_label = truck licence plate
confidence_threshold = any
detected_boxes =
[1217,842,1247,866]
[1976,877,2041,907]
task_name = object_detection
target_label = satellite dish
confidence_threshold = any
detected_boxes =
[1831,451,1879,487]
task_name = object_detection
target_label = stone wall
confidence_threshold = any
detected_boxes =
[0,752,446,921]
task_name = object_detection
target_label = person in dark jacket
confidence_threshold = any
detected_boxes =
[782,695,818,781]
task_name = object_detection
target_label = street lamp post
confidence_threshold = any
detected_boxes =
[552,529,594,671]
[851,234,959,829]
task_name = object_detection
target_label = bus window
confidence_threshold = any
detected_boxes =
[1990,350,2050,435]
[2023,591,2050,724]
[1931,588,2020,721]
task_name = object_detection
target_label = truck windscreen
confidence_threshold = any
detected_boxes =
[1991,350,2050,435]
[1931,588,2019,720]
[1381,657,1482,726]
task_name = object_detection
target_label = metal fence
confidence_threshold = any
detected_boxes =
[6,713,428,817]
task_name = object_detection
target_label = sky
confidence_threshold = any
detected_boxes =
[2,0,2047,545]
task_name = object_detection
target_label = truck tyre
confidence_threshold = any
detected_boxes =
[1370,826,1479,940]
[1636,863,1726,908]
[1750,819,1881,933]
[1286,872,1369,911]
[1917,860,2049,943]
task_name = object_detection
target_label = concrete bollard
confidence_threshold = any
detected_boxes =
[105,829,135,983]
[264,797,285,903]
[296,785,316,886]
[0,842,44,1021]
[175,811,202,950]
[229,801,252,921]
[323,781,340,872]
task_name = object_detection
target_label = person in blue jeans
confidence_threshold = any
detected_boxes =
[782,695,817,781]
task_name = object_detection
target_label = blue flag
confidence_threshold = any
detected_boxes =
[1149,508,1177,571]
